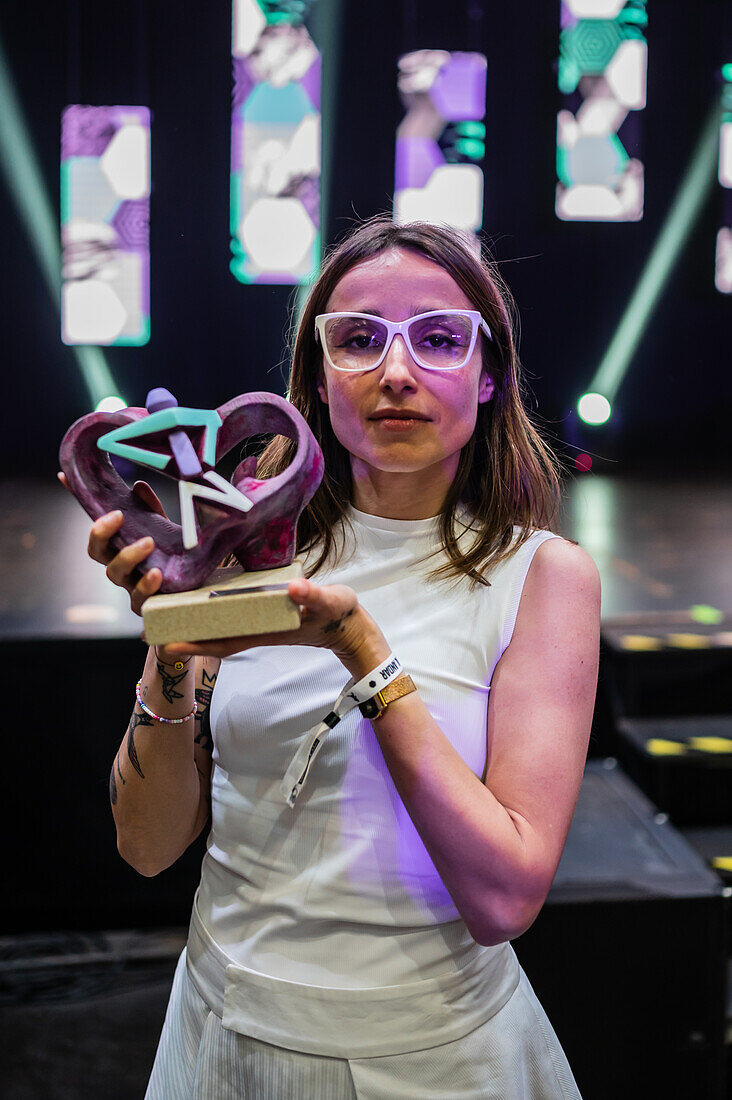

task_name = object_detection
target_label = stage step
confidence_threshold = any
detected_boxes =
[614,714,732,827]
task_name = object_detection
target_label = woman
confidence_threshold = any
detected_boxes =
[81,218,600,1098]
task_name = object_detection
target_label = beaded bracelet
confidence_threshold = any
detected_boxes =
[135,680,197,724]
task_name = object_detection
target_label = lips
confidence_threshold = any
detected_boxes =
[369,409,430,420]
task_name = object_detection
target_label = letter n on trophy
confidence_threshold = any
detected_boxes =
[59,387,324,644]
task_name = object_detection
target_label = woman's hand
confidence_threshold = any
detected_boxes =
[58,472,166,617]
[163,577,391,679]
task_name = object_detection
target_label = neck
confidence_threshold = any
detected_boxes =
[349,456,458,520]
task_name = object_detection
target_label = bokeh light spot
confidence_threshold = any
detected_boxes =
[689,604,724,625]
[578,392,612,424]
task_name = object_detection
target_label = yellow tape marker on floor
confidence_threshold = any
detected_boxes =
[712,857,732,872]
[686,736,732,754]
[620,635,663,651]
[666,633,712,649]
[645,738,686,756]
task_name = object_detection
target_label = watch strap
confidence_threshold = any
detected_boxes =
[359,674,417,720]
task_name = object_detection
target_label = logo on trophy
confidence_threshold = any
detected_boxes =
[60,388,324,644]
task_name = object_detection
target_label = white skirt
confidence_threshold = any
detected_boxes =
[145,949,582,1100]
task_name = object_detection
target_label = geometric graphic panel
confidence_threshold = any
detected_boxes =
[230,0,321,284]
[715,65,732,293]
[556,1,647,222]
[393,49,487,235]
[61,105,150,344]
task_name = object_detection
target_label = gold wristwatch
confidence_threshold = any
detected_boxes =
[358,674,417,721]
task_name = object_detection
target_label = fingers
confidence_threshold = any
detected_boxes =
[133,480,167,518]
[159,582,363,662]
[130,566,163,616]
[288,577,310,603]
[164,625,304,661]
[84,503,161,617]
[105,535,155,587]
[87,510,125,564]
[57,471,70,493]
[288,579,357,619]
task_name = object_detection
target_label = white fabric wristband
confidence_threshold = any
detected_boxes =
[280,653,403,808]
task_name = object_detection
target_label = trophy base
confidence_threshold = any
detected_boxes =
[142,561,303,645]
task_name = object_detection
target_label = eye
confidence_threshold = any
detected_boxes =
[335,323,385,351]
[415,328,467,351]
[422,332,458,348]
[342,331,382,349]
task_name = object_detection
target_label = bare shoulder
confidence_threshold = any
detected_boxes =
[529,536,601,591]
[514,537,601,635]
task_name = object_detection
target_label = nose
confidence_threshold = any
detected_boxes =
[378,333,418,392]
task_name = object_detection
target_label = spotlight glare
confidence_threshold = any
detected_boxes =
[95,395,128,413]
[578,392,612,425]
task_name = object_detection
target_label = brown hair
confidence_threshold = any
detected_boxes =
[256,216,564,586]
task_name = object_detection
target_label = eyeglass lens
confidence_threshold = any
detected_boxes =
[322,313,475,371]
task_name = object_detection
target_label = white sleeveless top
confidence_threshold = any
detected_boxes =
[187,506,563,1056]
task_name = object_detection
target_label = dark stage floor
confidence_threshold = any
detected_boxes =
[2,470,731,640]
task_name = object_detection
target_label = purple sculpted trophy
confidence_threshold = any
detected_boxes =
[59,388,324,644]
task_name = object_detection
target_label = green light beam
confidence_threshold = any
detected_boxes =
[0,29,121,407]
[591,101,722,404]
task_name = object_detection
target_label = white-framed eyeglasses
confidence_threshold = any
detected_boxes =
[314,310,493,373]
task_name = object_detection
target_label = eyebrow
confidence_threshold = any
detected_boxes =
[348,305,451,318]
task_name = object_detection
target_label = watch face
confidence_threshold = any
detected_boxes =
[359,697,382,720]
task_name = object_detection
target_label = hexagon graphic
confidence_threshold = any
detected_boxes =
[99,124,150,200]
[62,280,127,345]
[563,19,623,76]
[240,197,315,271]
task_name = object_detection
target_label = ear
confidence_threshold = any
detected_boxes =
[316,375,329,404]
[478,372,495,404]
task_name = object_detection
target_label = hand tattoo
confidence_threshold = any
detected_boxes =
[323,607,354,635]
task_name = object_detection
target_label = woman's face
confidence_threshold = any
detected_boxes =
[316,247,495,488]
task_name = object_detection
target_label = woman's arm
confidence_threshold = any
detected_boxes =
[111,649,220,877]
[355,538,601,946]
[164,539,600,943]
[72,499,220,877]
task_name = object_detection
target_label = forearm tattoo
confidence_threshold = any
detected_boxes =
[109,664,214,807]
[109,708,154,804]
[126,708,154,779]
[109,757,121,805]
[194,667,217,755]
[156,658,191,704]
